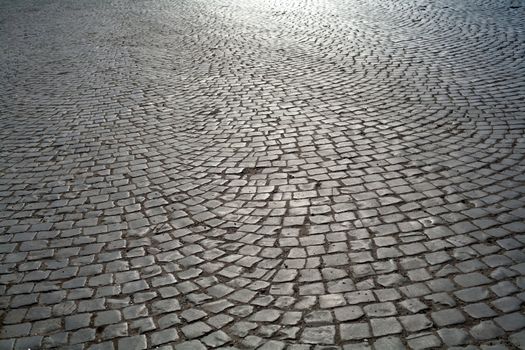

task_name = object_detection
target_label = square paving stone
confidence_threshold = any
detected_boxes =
[174,340,206,350]
[201,330,231,347]
[463,303,497,319]
[363,302,397,317]
[340,322,370,340]
[495,312,525,331]
[510,330,525,349]
[181,322,212,339]
[454,272,492,288]
[399,314,433,332]
[431,309,466,327]
[370,317,402,337]
[470,321,505,340]
[437,328,470,346]
[249,309,282,322]
[150,328,179,346]
[407,334,441,350]
[14,336,43,350]
[300,326,335,344]
[334,305,364,321]
[373,336,406,350]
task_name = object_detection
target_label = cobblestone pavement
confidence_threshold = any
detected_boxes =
[1,0,525,349]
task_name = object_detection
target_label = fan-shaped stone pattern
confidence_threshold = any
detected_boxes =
[0,0,524,348]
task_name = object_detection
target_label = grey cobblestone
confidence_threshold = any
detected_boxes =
[0,0,524,348]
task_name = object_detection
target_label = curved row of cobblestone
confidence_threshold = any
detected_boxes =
[1,0,524,349]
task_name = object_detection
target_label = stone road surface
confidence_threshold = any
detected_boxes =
[1,0,525,349]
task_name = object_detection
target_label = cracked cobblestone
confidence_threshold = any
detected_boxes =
[1,0,525,348]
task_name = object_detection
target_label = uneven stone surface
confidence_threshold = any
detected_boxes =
[0,0,524,348]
